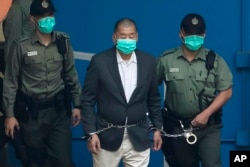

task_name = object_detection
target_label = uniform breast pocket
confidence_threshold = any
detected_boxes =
[49,53,64,72]
[24,56,42,65]
[196,72,216,94]
[196,72,215,84]
[165,72,185,93]
[53,53,64,62]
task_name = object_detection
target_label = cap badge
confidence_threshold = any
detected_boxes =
[191,17,199,25]
[41,0,49,8]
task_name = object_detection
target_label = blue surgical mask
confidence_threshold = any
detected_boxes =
[37,16,56,34]
[116,39,137,54]
[184,35,204,51]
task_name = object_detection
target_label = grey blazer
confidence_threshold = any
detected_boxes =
[81,47,162,151]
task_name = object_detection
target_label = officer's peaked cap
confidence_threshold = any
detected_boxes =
[30,0,56,16]
[180,13,206,35]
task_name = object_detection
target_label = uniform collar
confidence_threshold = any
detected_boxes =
[196,48,207,61]
[31,30,57,45]
[177,46,206,61]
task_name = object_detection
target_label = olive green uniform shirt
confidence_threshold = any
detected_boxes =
[3,0,34,62]
[156,46,233,118]
[3,31,81,117]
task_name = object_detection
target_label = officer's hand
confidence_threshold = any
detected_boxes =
[5,117,19,139]
[152,130,162,151]
[71,108,81,127]
[87,134,101,154]
[191,111,209,127]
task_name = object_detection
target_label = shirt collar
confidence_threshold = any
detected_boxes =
[177,46,206,61]
[31,31,57,45]
[116,50,137,64]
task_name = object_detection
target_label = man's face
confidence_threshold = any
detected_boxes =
[30,12,55,34]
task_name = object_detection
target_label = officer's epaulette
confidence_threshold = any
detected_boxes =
[55,31,70,39]
[14,35,29,44]
[160,48,178,57]
[204,48,212,55]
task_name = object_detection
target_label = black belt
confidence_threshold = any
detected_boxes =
[169,115,193,128]
[38,99,55,109]
[162,108,194,128]
[37,90,65,109]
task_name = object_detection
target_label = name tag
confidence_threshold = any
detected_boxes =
[27,51,38,56]
[169,68,179,72]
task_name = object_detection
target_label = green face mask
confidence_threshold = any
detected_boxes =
[184,35,204,51]
[37,16,56,34]
[116,39,137,54]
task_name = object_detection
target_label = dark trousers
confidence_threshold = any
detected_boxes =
[0,145,7,167]
[161,117,222,167]
[0,115,29,167]
[0,116,8,167]
[0,116,8,148]
[20,107,75,167]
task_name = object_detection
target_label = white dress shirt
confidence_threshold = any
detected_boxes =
[117,51,137,103]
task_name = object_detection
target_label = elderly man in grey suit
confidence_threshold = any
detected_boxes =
[81,18,163,167]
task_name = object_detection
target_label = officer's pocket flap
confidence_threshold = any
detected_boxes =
[53,53,64,62]
[167,72,185,81]
[196,73,214,82]
[24,56,42,64]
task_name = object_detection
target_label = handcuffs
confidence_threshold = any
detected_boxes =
[179,120,197,144]
[151,120,198,145]
[81,115,199,144]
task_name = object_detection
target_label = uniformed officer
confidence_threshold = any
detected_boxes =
[156,13,233,167]
[3,0,34,63]
[1,0,32,166]
[3,0,82,166]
